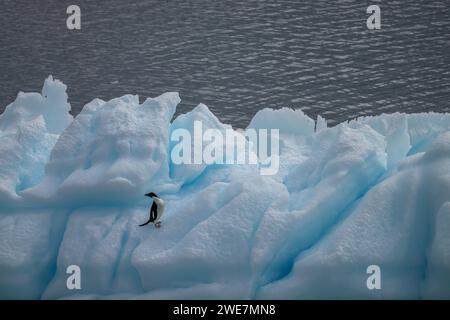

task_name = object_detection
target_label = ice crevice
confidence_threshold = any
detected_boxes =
[1,76,450,299]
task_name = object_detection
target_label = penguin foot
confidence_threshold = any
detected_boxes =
[155,221,162,228]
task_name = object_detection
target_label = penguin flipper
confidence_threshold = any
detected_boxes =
[151,201,158,220]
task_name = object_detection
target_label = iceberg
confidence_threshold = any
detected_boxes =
[1,76,450,299]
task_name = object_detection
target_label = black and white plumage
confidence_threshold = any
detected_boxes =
[139,192,165,228]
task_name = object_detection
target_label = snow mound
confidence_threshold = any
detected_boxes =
[1,77,450,299]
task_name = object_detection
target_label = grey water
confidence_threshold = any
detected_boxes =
[1,0,450,128]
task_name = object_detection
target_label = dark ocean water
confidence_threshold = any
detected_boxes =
[1,0,450,127]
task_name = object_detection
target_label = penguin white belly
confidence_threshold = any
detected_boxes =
[153,198,165,222]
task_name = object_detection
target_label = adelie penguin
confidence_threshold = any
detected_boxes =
[139,192,165,228]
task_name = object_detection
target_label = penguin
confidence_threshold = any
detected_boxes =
[139,192,165,228]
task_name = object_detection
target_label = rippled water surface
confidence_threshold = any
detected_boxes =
[1,0,450,127]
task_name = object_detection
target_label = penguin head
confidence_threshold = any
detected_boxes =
[145,192,158,198]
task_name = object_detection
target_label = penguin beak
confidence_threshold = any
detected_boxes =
[145,192,157,198]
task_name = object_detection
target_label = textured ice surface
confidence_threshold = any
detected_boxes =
[1,77,450,299]
[0,76,72,204]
